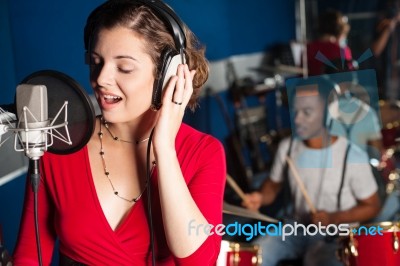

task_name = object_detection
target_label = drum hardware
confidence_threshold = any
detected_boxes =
[387,170,400,195]
[217,240,262,266]
[379,146,400,197]
[393,229,399,253]
[379,100,400,148]
[346,231,359,258]
[249,64,304,75]
[233,243,240,265]
[223,202,279,224]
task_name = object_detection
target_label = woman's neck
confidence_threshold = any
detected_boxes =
[101,111,157,143]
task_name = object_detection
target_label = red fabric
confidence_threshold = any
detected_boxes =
[13,123,226,266]
[307,40,353,76]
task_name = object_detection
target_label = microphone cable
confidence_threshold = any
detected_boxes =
[145,128,156,266]
[30,159,43,266]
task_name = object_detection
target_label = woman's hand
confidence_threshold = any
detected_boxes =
[153,64,196,153]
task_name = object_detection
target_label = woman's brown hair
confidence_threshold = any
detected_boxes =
[84,0,209,110]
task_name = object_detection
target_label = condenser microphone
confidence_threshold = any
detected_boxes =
[0,70,95,159]
[22,70,96,155]
[15,84,50,160]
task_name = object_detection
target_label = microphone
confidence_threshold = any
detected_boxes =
[0,70,96,158]
[14,84,51,160]
[1,83,72,161]
[0,70,96,266]
[22,70,96,155]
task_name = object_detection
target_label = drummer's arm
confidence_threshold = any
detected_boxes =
[259,179,283,205]
[367,138,384,158]
[242,179,283,211]
[313,192,381,225]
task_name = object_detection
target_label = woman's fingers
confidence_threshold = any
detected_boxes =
[172,64,185,105]
[163,64,194,108]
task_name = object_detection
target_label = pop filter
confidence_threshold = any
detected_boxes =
[21,70,95,155]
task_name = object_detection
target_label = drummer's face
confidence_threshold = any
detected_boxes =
[294,91,325,140]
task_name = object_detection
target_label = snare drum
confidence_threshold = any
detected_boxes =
[338,221,400,266]
[217,240,262,266]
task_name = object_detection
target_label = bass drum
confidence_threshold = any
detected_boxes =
[217,240,262,266]
[338,221,400,266]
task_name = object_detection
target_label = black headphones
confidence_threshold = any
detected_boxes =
[84,0,187,110]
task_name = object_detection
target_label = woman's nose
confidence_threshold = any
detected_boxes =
[93,63,114,88]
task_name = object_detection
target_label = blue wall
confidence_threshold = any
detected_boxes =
[0,0,16,105]
[0,0,295,260]
[1,0,295,102]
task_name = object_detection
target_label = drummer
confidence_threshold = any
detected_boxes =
[242,78,380,266]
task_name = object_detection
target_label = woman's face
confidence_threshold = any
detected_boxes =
[90,26,155,123]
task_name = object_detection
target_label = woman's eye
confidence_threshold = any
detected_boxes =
[118,68,133,74]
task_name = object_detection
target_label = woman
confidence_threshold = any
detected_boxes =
[13,1,226,265]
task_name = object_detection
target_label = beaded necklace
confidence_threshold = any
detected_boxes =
[98,117,155,203]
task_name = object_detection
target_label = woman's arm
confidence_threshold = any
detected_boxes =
[153,64,226,261]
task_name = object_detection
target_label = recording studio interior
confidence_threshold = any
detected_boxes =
[1,0,400,265]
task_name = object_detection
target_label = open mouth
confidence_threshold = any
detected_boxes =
[104,94,122,104]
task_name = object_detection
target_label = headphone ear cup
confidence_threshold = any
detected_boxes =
[151,48,182,110]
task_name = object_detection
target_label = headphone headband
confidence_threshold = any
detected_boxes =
[138,0,186,51]
[84,0,186,53]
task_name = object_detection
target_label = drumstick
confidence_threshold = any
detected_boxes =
[285,156,317,214]
[226,174,248,203]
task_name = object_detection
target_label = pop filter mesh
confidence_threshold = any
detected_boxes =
[21,70,95,155]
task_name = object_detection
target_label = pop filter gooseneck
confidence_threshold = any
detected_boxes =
[21,70,96,154]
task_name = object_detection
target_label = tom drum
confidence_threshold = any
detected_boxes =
[217,240,262,266]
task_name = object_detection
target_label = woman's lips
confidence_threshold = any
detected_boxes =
[98,93,122,109]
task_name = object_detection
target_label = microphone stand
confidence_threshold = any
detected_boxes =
[29,159,43,266]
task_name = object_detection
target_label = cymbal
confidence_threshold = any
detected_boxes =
[223,202,279,223]
[250,64,304,75]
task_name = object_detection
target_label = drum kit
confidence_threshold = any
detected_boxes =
[222,63,400,265]
[221,98,400,265]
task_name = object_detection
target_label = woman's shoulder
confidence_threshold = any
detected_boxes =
[177,123,224,152]
[178,123,220,142]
